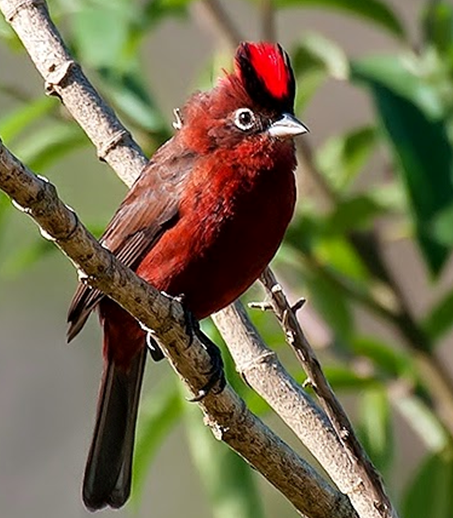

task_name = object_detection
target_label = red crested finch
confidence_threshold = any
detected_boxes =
[68,41,308,511]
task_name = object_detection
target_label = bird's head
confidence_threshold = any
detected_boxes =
[177,42,308,153]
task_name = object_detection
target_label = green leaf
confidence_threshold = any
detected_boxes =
[396,395,450,452]
[422,1,453,57]
[324,195,385,234]
[258,0,405,38]
[352,335,413,378]
[314,235,369,282]
[99,68,169,135]
[423,289,453,342]
[323,365,379,391]
[402,450,453,518]
[294,69,327,112]
[430,202,453,246]
[141,0,190,29]
[352,55,444,117]
[285,210,325,255]
[293,32,349,80]
[71,0,134,69]
[292,33,348,111]
[0,97,57,142]
[184,393,264,518]
[352,56,453,275]
[15,122,87,171]
[316,126,378,191]
[367,182,408,213]
[357,387,393,473]
[131,381,183,507]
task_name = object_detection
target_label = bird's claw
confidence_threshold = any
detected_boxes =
[189,338,226,402]
[183,308,226,402]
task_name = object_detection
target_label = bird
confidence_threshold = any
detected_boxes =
[67,41,308,511]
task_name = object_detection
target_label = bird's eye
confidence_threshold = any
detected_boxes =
[233,108,256,131]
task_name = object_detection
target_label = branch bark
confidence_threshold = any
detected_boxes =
[260,269,395,518]
[0,137,355,518]
[197,0,453,439]
[0,1,398,518]
[0,0,146,187]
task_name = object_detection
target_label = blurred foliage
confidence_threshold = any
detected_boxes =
[1,0,453,517]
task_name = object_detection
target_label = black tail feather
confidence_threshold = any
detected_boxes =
[82,348,146,511]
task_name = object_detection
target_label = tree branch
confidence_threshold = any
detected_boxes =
[259,269,396,518]
[0,0,146,187]
[0,2,398,518]
[213,299,397,518]
[0,137,356,518]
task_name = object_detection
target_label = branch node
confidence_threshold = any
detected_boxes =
[3,0,46,23]
[97,129,131,162]
[291,298,306,314]
[271,282,283,294]
[235,349,276,375]
[248,300,272,311]
[55,205,79,241]
[45,60,76,93]
[302,377,314,390]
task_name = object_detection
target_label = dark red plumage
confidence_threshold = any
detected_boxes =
[67,41,308,511]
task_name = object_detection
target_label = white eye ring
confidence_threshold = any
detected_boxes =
[234,108,256,131]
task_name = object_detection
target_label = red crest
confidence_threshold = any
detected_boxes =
[234,42,296,112]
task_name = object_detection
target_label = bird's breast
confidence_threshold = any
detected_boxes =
[136,142,297,319]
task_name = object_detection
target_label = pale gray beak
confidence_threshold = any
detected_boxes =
[267,113,309,139]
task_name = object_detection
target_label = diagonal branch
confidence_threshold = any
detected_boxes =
[0,137,356,518]
[0,1,359,517]
[0,0,146,187]
[258,268,396,518]
[0,2,397,518]
[213,300,397,518]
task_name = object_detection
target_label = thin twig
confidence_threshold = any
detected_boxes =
[258,268,397,518]
[213,301,395,518]
[298,142,453,433]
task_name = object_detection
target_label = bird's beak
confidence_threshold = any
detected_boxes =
[267,113,309,139]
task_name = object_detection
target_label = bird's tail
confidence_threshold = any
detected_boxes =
[82,345,146,511]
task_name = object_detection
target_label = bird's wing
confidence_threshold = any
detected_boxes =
[67,140,194,342]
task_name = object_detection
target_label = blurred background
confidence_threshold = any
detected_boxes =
[1,0,453,517]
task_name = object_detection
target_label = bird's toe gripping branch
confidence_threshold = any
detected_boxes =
[183,308,226,402]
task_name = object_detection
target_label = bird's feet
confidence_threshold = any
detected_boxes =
[184,308,226,402]
[145,333,165,361]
